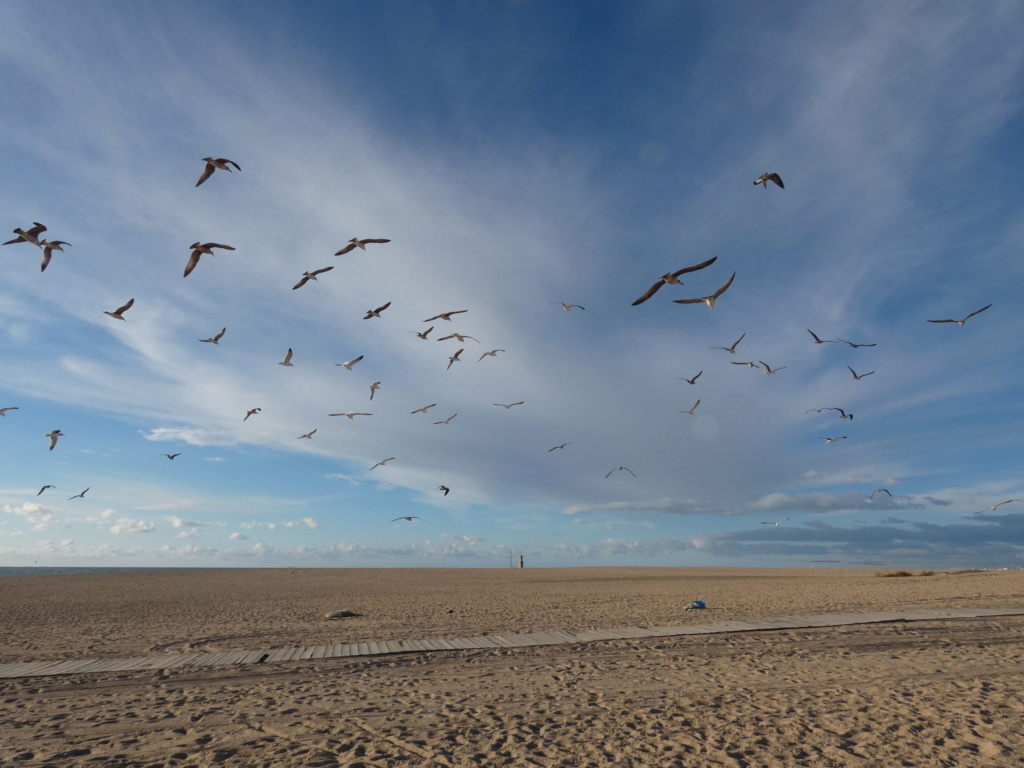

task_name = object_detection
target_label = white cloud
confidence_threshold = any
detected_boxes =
[143,427,238,447]
[2,502,59,530]
[110,518,155,534]
[166,515,212,528]
[561,498,732,517]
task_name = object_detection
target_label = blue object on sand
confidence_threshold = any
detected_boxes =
[690,600,706,609]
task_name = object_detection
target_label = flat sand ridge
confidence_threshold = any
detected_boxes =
[3,605,1022,680]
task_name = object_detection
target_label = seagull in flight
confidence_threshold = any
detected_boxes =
[928,304,992,326]
[758,361,786,375]
[411,403,437,414]
[184,242,235,277]
[807,329,837,345]
[870,488,892,499]
[163,453,181,460]
[678,371,702,385]
[754,172,784,189]
[297,429,317,439]
[493,401,524,409]
[434,413,457,425]
[674,272,736,308]
[424,310,468,322]
[820,436,847,443]
[336,355,364,371]
[278,348,294,367]
[335,237,391,255]
[200,328,226,344]
[553,302,585,311]
[679,399,700,415]
[829,407,854,420]
[38,239,71,272]
[3,222,47,246]
[0,406,18,416]
[329,412,372,419]
[371,457,395,470]
[196,157,240,187]
[391,515,422,522]
[412,326,434,340]
[837,338,877,348]
[244,408,261,421]
[974,499,1021,514]
[805,407,830,414]
[363,301,391,319]
[369,381,381,400]
[104,298,134,320]
[447,349,464,370]
[605,466,637,478]
[438,485,450,496]
[68,488,89,500]
[44,430,63,450]
[37,485,55,495]
[631,256,718,306]
[478,349,505,362]
[292,266,334,289]
[847,365,875,381]
[712,333,746,354]
[761,518,789,526]
[438,332,479,343]
[548,442,572,452]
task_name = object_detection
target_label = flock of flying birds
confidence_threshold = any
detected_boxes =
[3,163,1017,532]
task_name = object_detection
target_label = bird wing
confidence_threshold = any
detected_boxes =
[964,304,993,321]
[673,255,719,278]
[334,243,357,255]
[184,251,201,277]
[631,280,666,306]
[208,243,235,251]
[195,162,215,187]
[115,298,135,315]
[713,272,737,299]
[292,275,310,290]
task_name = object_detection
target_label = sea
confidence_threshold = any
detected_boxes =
[0,567,212,577]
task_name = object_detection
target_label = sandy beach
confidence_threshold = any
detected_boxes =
[1,567,1023,766]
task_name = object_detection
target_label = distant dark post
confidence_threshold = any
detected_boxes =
[519,555,524,569]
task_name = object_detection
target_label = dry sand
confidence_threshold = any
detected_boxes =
[1,566,1023,767]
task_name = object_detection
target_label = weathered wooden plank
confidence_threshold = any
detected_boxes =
[265,647,295,663]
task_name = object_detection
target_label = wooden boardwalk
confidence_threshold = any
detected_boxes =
[2,606,1021,680]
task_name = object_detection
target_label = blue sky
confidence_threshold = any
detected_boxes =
[2,1,1023,569]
